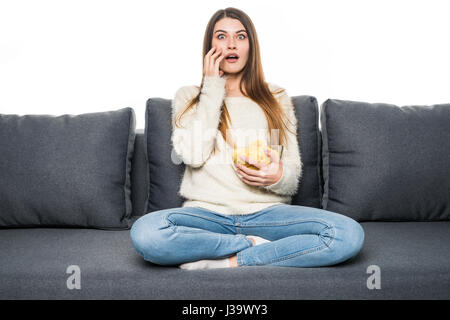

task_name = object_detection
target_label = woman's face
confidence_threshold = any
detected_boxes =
[211,17,249,76]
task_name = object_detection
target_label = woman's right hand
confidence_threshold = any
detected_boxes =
[204,46,226,78]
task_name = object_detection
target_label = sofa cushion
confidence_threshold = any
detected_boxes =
[145,98,187,212]
[1,222,449,299]
[320,99,450,221]
[144,95,322,213]
[291,96,322,208]
[0,108,136,229]
[130,130,149,217]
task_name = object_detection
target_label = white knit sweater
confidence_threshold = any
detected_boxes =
[171,75,302,215]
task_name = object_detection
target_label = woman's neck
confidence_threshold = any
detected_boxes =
[225,74,246,97]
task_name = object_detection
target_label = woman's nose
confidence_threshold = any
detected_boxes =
[227,39,237,48]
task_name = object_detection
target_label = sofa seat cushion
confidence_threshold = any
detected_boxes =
[0,222,449,299]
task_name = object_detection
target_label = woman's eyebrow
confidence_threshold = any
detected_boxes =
[214,29,247,34]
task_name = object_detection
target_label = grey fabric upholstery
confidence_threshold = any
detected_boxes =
[291,96,323,208]
[0,108,136,229]
[144,95,322,213]
[320,99,450,221]
[1,94,448,299]
[145,98,186,212]
[1,222,448,299]
[130,130,149,218]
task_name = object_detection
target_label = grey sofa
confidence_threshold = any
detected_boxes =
[0,96,449,300]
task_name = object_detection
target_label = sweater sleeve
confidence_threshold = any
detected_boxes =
[171,75,227,168]
[263,86,303,196]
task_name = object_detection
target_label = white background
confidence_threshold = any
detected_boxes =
[1,0,449,130]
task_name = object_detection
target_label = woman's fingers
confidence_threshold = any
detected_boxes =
[204,46,224,77]
[239,155,263,170]
[236,161,266,180]
[203,47,215,75]
[203,47,214,75]
[240,177,260,186]
[237,167,265,183]
[215,54,225,76]
[210,47,223,77]
[210,48,220,74]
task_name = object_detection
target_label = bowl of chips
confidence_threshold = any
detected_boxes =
[232,139,281,171]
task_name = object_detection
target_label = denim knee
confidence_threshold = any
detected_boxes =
[339,218,365,261]
[130,212,173,265]
[130,215,152,257]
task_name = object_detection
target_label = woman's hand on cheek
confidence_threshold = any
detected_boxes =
[235,148,283,187]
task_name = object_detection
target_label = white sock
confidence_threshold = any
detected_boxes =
[179,257,230,270]
[247,235,271,246]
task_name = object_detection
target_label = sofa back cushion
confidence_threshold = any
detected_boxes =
[130,130,149,218]
[145,98,188,212]
[0,108,136,229]
[291,96,323,207]
[144,95,322,213]
[320,99,450,221]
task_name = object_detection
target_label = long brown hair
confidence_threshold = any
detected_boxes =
[174,7,296,155]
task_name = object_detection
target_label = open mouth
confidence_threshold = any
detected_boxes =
[225,57,239,63]
[225,54,239,63]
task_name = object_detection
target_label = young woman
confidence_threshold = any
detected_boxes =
[130,7,364,270]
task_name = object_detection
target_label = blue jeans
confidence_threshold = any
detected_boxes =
[130,204,365,267]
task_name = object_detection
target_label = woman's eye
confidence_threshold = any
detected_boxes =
[217,34,246,40]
